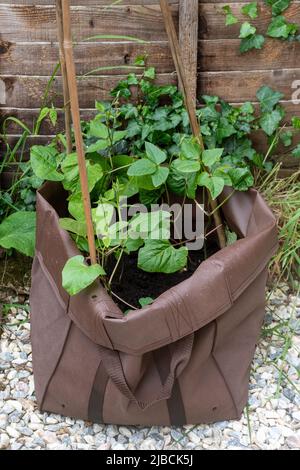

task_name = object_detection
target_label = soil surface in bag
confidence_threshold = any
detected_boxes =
[107,240,218,312]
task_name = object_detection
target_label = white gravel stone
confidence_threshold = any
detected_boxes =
[286,434,300,449]
[0,433,10,450]
[0,288,299,450]
[6,425,20,439]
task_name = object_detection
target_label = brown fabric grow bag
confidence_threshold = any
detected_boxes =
[30,182,278,426]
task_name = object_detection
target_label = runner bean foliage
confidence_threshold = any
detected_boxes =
[0,67,299,296]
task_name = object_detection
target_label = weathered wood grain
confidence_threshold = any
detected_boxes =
[2,38,300,77]
[0,1,178,5]
[199,39,300,72]
[0,74,176,108]
[198,69,300,102]
[179,0,198,102]
[0,41,174,76]
[0,4,178,42]
[1,69,299,108]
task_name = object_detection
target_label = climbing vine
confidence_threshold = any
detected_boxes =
[222,1,298,53]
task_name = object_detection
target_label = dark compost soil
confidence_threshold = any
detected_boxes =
[108,241,219,312]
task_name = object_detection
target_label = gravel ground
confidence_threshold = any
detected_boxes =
[0,285,299,451]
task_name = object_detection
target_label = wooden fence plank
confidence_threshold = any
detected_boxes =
[198,69,300,102]
[2,38,300,77]
[0,1,178,5]
[179,0,198,102]
[0,41,174,76]
[0,4,178,42]
[0,74,176,108]
[199,39,300,72]
[1,69,299,108]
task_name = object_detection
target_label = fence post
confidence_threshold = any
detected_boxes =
[179,0,199,104]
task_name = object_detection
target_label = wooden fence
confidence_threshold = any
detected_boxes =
[0,0,300,173]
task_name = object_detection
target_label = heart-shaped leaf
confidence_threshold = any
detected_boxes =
[173,159,201,174]
[145,142,167,165]
[202,148,224,168]
[62,255,105,296]
[128,158,157,176]
[30,146,63,182]
[138,240,188,274]
[0,211,36,257]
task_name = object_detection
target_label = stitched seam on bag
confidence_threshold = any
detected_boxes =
[212,322,240,419]
[40,304,72,411]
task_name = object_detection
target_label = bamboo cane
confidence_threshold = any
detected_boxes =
[61,0,97,265]
[159,0,226,249]
[55,0,72,155]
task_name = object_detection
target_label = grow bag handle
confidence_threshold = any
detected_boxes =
[98,333,194,410]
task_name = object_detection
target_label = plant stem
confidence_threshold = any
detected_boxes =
[109,249,124,286]
[172,224,223,247]
[110,291,137,310]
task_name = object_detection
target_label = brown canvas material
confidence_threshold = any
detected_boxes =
[30,182,278,425]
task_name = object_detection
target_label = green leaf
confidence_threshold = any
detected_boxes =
[202,148,224,168]
[139,297,154,308]
[145,142,167,164]
[59,218,87,238]
[292,144,300,157]
[280,130,293,147]
[222,5,238,25]
[228,167,254,191]
[0,211,36,257]
[138,240,188,274]
[30,146,63,182]
[129,211,171,241]
[86,163,104,192]
[241,2,258,19]
[240,102,254,114]
[86,139,109,154]
[89,120,109,139]
[125,237,144,253]
[151,166,169,187]
[267,15,298,39]
[265,0,291,16]
[180,139,201,160]
[292,116,300,129]
[213,167,233,186]
[62,255,105,296]
[226,228,238,246]
[173,159,201,174]
[93,203,114,236]
[259,109,282,135]
[68,192,85,221]
[239,22,257,38]
[144,67,156,79]
[167,163,197,197]
[256,85,284,112]
[112,130,127,143]
[197,172,225,200]
[49,107,58,127]
[127,158,157,176]
[240,33,265,52]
